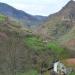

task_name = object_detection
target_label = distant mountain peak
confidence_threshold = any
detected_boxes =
[70,0,74,2]
[56,0,75,16]
[67,0,75,3]
[66,0,75,7]
[36,0,75,39]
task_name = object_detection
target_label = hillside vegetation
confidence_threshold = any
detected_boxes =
[35,0,75,53]
[0,0,75,75]
[0,14,71,75]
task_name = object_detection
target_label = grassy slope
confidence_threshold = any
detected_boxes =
[0,14,74,75]
[57,25,75,51]
[0,14,34,75]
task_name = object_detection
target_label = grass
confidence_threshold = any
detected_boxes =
[24,36,69,59]
[16,70,38,75]
[69,72,75,75]
[24,36,64,53]
[47,42,70,59]
[0,14,6,22]
[47,42,64,54]
[24,36,45,51]
[23,36,72,75]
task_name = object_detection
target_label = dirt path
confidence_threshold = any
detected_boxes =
[62,58,75,67]
[65,58,75,64]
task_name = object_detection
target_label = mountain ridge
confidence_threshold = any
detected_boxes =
[36,0,75,37]
[0,1,75,75]
[35,0,75,51]
[0,2,47,28]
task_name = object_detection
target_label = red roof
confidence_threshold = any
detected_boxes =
[65,58,75,65]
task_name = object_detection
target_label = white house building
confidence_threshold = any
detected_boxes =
[53,61,67,75]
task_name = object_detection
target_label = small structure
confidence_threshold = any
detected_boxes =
[40,60,72,75]
[53,61,67,75]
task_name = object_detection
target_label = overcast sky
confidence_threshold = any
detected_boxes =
[0,0,71,16]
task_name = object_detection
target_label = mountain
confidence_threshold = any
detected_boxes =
[0,1,74,75]
[0,2,47,28]
[0,14,56,75]
[0,14,34,75]
[35,0,75,50]
[35,0,75,38]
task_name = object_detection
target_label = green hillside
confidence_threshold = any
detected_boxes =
[1,0,75,75]
[35,0,75,52]
[0,14,71,75]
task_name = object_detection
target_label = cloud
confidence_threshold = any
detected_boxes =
[0,0,70,16]
[11,3,49,15]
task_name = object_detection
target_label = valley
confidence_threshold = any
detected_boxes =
[0,0,75,75]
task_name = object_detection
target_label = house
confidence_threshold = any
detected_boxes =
[41,60,72,75]
[53,61,67,75]
[52,60,73,75]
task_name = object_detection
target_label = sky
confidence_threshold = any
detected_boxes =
[0,0,71,16]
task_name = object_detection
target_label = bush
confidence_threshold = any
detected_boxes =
[24,36,45,51]
[69,72,75,75]
[0,14,6,22]
[16,70,38,75]
[47,42,64,54]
